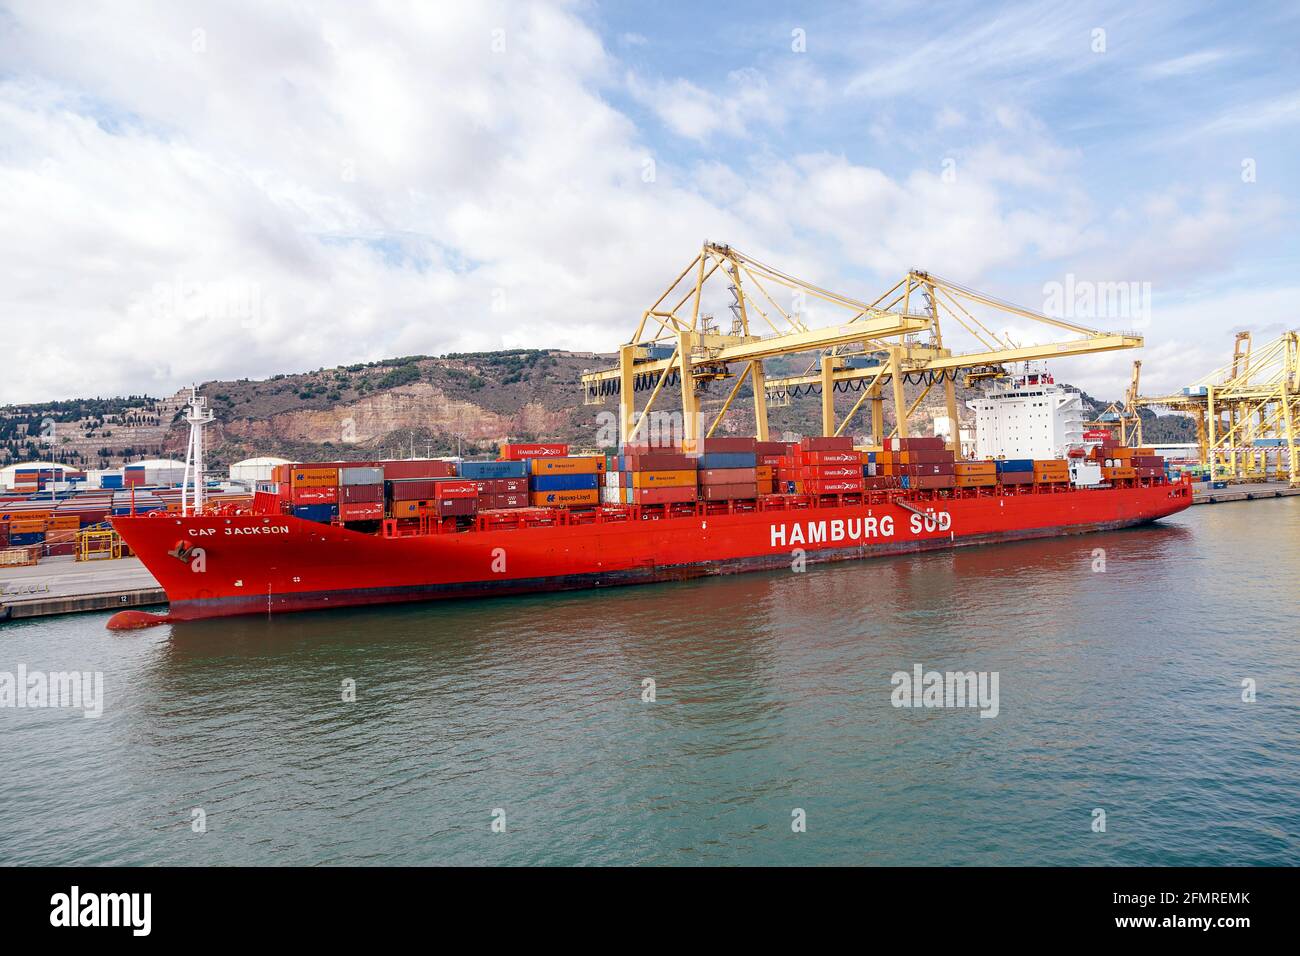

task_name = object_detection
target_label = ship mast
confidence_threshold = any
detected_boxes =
[181,386,215,516]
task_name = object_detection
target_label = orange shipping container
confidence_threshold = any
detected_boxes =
[954,474,997,487]
[1102,466,1136,480]
[291,467,339,488]
[629,469,696,488]
[529,457,603,476]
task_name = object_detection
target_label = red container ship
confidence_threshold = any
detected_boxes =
[111,476,1192,622]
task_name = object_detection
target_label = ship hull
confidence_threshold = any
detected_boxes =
[112,482,1192,621]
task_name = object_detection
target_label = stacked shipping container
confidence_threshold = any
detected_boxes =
[459,460,530,511]
[1086,437,1165,482]
[696,437,759,501]
[606,445,698,505]
[528,455,602,508]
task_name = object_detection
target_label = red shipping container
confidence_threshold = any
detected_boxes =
[471,478,528,494]
[1133,466,1162,478]
[757,454,785,467]
[339,502,383,521]
[699,483,758,501]
[622,453,696,471]
[389,478,477,500]
[500,443,569,460]
[908,474,956,489]
[629,486,697,505]
[291,486,339,505]
[799,450,861,465]
[998,472,1033,485]
[886,436,946,451]
[435,497,478,517]
[863,476,896,491]
[1130,456,1164,468]
[434,480,479,499]
[805,478,865,494]
[698,467,757,484]
[902,449,954,464]
[799,465,860,480]
[381,460,457,479]
[340,484,383,503]
[387,478,442,500]
[700,437,757,453]
[906,462,956,476]
[799,436,855,451]
[482,493,528,510]
[621,441,682,453]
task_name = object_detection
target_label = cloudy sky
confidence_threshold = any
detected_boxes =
[1,0,1296,404]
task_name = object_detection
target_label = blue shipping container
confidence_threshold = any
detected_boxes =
[293,504,338,523]
[531,474,599,492]
[9,533,45,546]
[699,452,757,469]
[458,460,530,479]
[995,459,1034,472]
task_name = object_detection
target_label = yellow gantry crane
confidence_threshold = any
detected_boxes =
[1086,360,1143,445]
[581,241,1145,450]
[1134,331,1300,485]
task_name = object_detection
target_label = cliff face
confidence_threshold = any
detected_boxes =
[220,384,567,446]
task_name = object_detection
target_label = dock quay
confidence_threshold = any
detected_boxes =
[1191,482,1300,506]
[0,556,164,621]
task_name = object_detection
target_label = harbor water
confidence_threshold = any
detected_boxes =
[1,498,1297,865]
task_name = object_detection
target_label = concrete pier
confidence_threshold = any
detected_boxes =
[1191,481,1300,506]
[0,555,164,620]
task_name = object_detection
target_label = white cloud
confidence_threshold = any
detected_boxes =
[1197,89,1300,135]
[627,66,787,142]
[1142,49,1231,77]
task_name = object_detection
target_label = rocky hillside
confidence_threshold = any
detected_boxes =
[0,349,1197,468]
